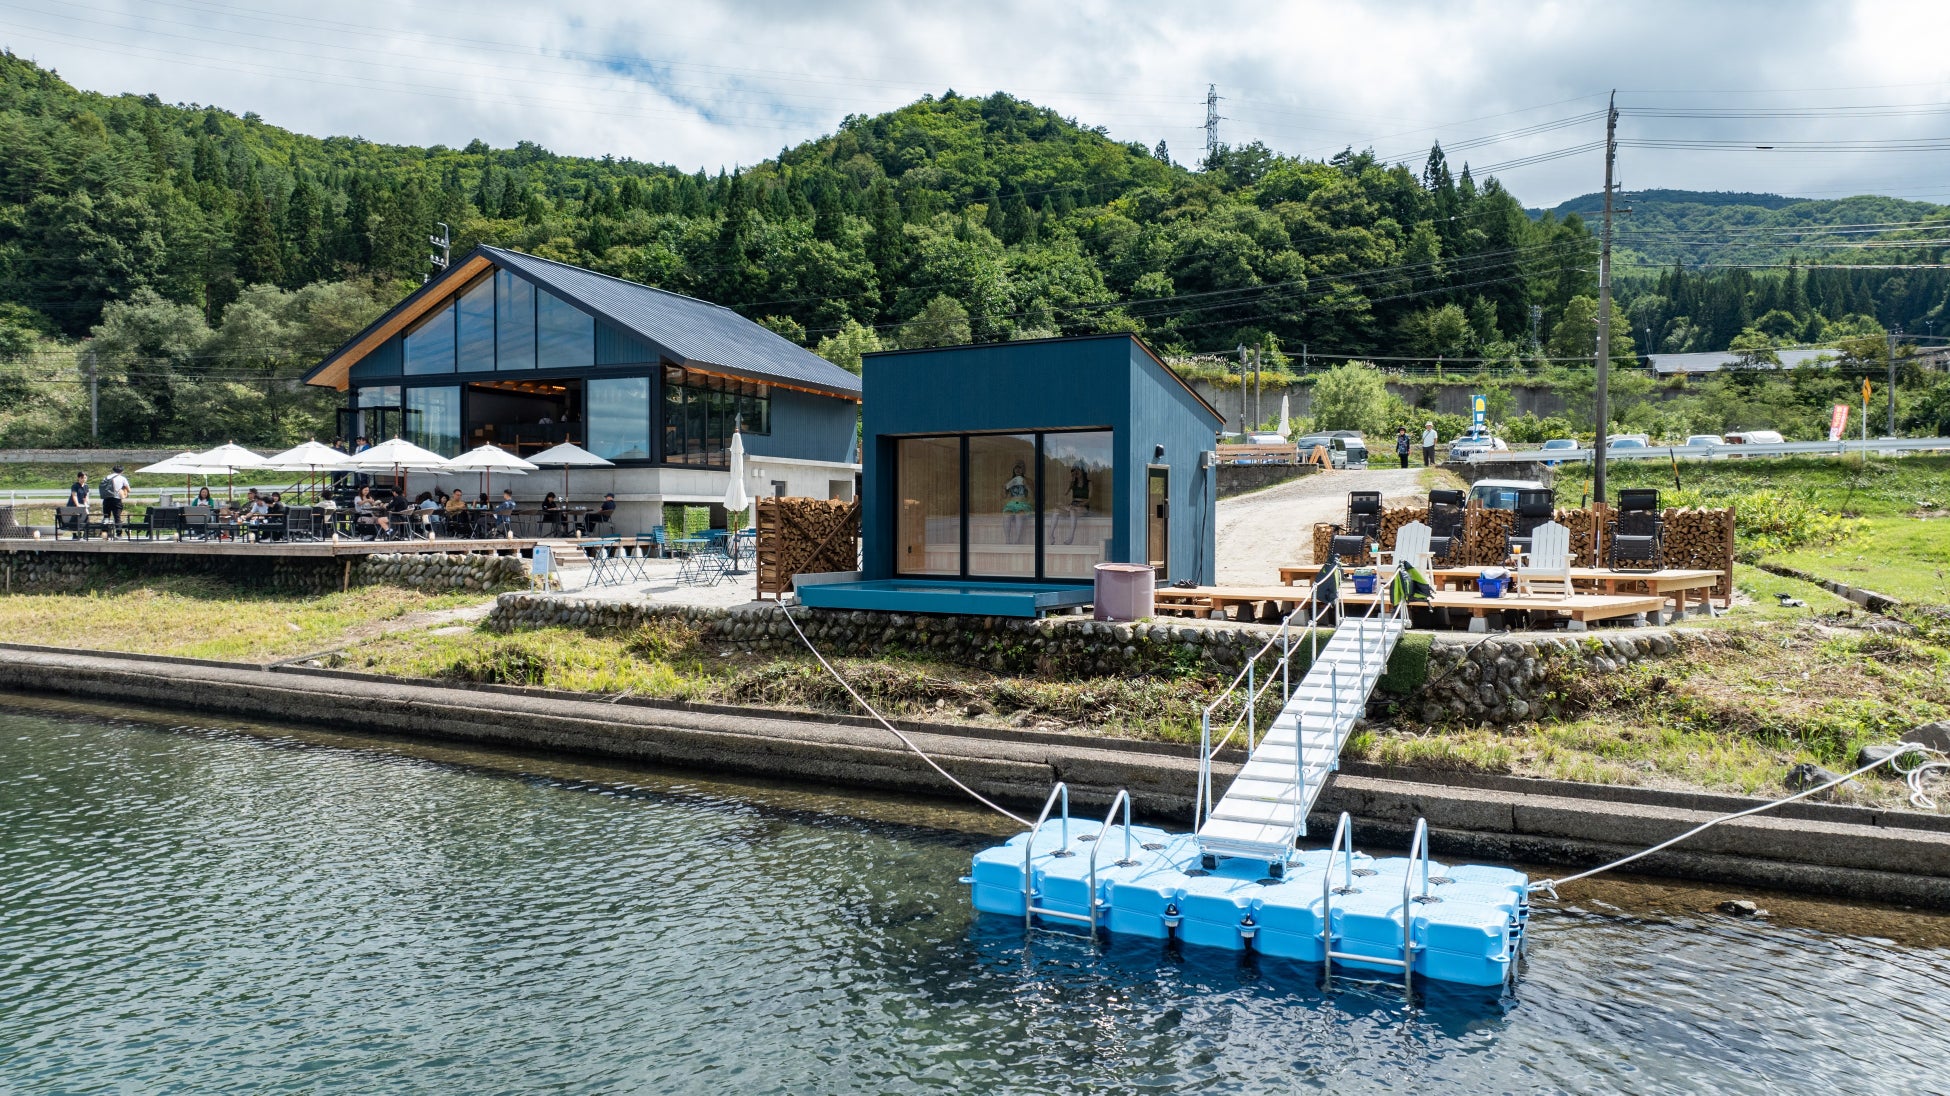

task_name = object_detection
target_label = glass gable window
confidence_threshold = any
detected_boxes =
[536,289,594,369]
[896,436,961,577]
[455,275,495,372]
[495,269,535,371]
[660,366,771,467]
[1041,431,1114,579]
[403,303,455,375]
[406,386,461,457]
[587,376,651,461]
[967,434,1038,578]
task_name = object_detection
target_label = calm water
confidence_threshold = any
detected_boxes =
[3,697,1949,1094]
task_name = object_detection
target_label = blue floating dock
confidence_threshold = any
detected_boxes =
[967,819,1528,989]
[796,579,1093,618]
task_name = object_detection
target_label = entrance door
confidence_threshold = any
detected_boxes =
[1146,466,1169,578]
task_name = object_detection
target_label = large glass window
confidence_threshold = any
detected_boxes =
[660,366,772,466]
[1041,431,1114,579]
[495,269,535,371]
[897,436,961,576]
[403,303,455,375]
[967,434,1038,578]
[455,275,495,372]
[587,376,651,460]
[406,386,461,457]
[536,289,594,369]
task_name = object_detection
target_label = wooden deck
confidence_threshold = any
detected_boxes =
[1278,563,1728,613]
[1338,587,1669,632]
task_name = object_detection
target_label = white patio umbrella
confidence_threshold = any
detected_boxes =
[264,440,354,502]
[722,430,752,575]
[347,437,451,499]
[1276,394,1291,438]
[183,442,269,500]
[137,451,208,500]
[528,440,614,500]
[445,443,538,498]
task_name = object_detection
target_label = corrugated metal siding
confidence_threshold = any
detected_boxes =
[596,321,659,366]
[743,388,859,465]
[483,247,861,397]
[350,336,402,379]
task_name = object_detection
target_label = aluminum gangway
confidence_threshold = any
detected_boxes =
[1193,568,1409,871]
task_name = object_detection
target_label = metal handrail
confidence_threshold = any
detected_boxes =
[1086,790,1137,934]
[1321,811,1357,986]
[1401,818,1432,995]
[1023,782,1071,930]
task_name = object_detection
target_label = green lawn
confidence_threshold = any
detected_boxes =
[1770,517,1950,605]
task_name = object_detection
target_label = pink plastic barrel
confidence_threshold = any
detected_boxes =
[1093,563,1156,621]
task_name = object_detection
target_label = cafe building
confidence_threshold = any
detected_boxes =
[797,334,1224,617]
[302,245,862,529]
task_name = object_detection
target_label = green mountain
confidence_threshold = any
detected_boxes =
[1531,188,1950,269]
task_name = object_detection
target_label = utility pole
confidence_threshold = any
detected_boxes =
[1887,327,1900,436]
[1593,90,1618,504]
[425,222,451,284]
[1237,344,1249,433]
[1253,348,1263,429]
[86,351,98,444]
[1204,85,1225,164]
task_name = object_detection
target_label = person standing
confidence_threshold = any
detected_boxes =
[1394,428,1411,469]
[66,470,91,508]
[1420,422,1438,467]
[101,465,130,531]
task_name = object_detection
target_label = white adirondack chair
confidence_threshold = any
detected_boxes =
[1376,520,1434,575]
[1514,520,1573,598]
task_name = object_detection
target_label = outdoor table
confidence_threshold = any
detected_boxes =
[1153,584,1318,621]
[1427,566,1725,616]
[1337,585,1670,633]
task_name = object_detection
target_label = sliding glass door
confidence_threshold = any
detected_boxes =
[894,430,1112,581]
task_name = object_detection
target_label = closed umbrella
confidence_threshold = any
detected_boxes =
[264,440,354,502]
[529,441,614,501]
[1276,394,1291,438]
[722,430,752,574]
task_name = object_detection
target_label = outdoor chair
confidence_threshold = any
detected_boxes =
[1345,491,1383,540]
[1427,488,1465,559]
[677,540,729,587]
[1377,520,1434,574]
[1505,489,1558,559]
[1328,534,1371,566]
[284,507,320,542]
[648,525,670,558]
[55,506,92,540]
[1610,489,1664,571]
[1514,520,1574,599]
[179,510,214,541]
[583,544,616,588]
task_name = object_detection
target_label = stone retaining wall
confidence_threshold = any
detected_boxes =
[489,594,1284,677]
[2,550,529,595]
[1410,630,1685,725]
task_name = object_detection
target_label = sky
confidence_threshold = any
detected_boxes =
[4,0,1950,208]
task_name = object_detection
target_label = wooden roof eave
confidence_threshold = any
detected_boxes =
[303,253,496,391]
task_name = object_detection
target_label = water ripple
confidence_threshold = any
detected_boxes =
[2,702,1948,1094]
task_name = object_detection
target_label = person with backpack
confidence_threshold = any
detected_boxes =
[100,465,130,532]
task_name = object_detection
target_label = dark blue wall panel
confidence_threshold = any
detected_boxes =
[744,388,859,464]
[596,321,660,367]
[349,335,402,380]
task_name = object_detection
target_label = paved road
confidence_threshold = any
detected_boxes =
[1214,466,1429,586]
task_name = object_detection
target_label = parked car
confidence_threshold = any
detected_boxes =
[1538,437,1582,466]
[1606,434,1651,450]
[1292,433,1367,469]
[1724,430,1784,446]
[1684,434,1724,447]
[1447,429,1509,460]
[1467,478,1549,510]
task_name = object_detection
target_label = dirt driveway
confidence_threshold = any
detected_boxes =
[1214,466,1430,585]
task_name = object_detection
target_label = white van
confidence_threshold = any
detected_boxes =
[1724,430,1785,446]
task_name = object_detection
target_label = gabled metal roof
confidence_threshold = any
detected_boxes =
[481,247,861,398]
[303,245,861,399]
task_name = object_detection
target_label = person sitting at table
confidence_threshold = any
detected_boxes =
[444,489,467,516]
[266,492,286,518]
[474,492,490,508]
[66,470,91,509]
[247,494,270,518]
[493,488,517,533]
[541,492,563,533]
[415,491,438,511]
[190,486,218,510]
[386,491,414,538]
[353,486,387,539]
[584,492,616,533]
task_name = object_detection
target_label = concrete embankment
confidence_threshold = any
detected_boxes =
[2,644,1948,907]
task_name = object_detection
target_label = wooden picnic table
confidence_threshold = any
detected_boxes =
[1153,583,1319,621]
[1428,566,1725,615]
[1338,585,1669,632]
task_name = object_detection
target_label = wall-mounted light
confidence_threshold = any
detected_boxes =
[1153,444,1166,460]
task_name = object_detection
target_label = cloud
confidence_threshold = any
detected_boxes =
[3,0,1948,204]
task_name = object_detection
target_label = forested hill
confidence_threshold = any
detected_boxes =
[1531,189,1950,269]
[0,51,1596,363]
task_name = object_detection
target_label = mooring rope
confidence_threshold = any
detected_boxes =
[778,605,1031,827]
[1529,742,1950,899]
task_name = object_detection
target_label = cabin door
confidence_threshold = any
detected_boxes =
[1146,466,1170,579]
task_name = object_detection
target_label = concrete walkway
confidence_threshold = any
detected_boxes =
[1214,465,1429,585]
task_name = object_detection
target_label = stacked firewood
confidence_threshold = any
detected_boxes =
[1377,506,1428,551]
[1554,503,1612,568]
[1458,503,1516,566]
[755,497,861,598]
[1660,505,1738,603]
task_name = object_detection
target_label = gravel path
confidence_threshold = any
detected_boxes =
[1214,466,1430,585]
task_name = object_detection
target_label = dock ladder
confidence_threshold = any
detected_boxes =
[1020,782,1142,935]
[1193,566,1409,871]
